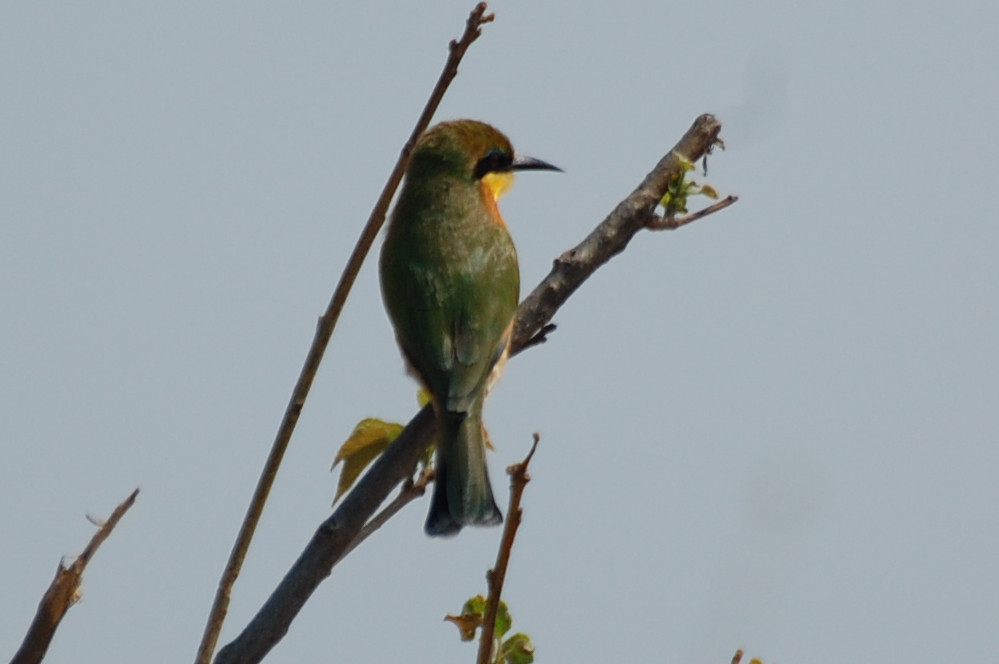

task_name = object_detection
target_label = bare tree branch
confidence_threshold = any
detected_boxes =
[511,113,724,353]
[213,112,733,664]
[10,489,139,664]
[476,435,538,664]
[193,5,495,663]
[647,194,739,230]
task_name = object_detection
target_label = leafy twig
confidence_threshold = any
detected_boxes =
[476,435,539,664]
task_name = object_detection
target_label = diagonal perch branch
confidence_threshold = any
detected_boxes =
[214,113,733,664]
[11,488,140,664]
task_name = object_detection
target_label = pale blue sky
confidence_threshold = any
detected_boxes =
[3,2,998,662]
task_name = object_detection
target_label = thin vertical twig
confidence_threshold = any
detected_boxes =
[193,5,496,664]
[476,435,539,664]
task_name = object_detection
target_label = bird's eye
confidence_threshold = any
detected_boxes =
[473,148,512,179]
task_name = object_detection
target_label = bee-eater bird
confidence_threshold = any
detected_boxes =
[380,120,560,536]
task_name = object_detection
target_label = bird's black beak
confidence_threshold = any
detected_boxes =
[511,154,563,173]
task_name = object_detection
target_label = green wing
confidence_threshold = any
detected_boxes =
[380,192,518,414]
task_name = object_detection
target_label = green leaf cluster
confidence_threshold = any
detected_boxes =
[659,152,719,218]
[445,596,535,664]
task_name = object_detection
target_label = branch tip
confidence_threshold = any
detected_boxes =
[509,433,540,478]
[477,435,538,664]
[648,194,739,231]
[11,488,139,664]
[451,2,494,53]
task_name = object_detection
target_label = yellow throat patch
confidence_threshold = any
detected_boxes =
[481,171,514,201]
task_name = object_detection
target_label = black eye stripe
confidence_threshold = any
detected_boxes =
[473,148,513,179]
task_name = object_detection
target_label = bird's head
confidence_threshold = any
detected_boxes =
[410,120,561,202]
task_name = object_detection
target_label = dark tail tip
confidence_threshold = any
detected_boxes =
[424,452,502,537]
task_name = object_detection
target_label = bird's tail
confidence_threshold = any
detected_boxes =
[425,407,502,536]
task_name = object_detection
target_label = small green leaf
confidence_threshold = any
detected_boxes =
[417,387,432,408]
[331,418,403,503]
[494,601,512,638]
[697,183,719,199]
[499,633,535,664]
[462,595,488,617]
